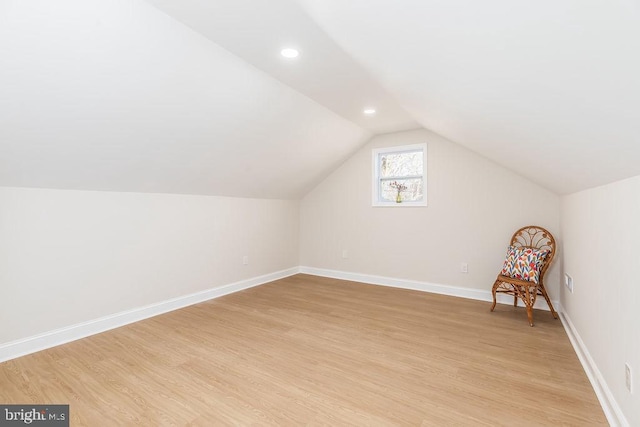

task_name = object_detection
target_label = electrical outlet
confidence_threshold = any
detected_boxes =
[342,249,348,259]
[242,255,249,266]
[625,363,632,393]
[461,263,468,273]
[564,274,573,293]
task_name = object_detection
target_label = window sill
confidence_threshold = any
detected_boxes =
[372,202,427,208]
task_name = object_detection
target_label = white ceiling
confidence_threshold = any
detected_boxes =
[296,0,640,194]
[2,0,639,197]
[0,0,369,199]
[147,0,419,135]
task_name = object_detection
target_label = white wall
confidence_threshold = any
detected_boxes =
[562,175,640,426]
[0,186,299,345]
[300,128,561,298]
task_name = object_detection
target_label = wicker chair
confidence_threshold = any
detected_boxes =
[490,226,557,326]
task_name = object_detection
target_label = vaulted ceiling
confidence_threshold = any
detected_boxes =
[2,0,639,198]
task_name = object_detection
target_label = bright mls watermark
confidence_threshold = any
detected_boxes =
[0,405,68,426]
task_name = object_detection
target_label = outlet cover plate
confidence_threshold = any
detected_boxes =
[564,274,573,293]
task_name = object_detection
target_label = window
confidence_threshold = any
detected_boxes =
[372,143,427,207]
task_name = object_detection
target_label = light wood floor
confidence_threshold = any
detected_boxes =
[1,274,606,426]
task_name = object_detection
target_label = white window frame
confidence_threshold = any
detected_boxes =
[372,143,427,207]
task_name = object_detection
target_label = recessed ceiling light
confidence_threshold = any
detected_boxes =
[363,108,376,115]
[280,48,299,58]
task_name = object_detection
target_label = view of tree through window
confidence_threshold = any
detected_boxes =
[378,149,424,202]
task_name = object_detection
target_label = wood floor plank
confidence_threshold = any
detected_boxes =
[0,274,607,425]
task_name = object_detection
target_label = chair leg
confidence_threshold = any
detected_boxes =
[490,280,499,312]
[539,284,558,319]
[524,286,534,326]
[526,305,534,327]
[513,295,518,307]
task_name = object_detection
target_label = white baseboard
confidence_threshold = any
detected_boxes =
[298,266,558,311]
[1,266,625,425]
[558,305,628,427]
[0,267,299,363]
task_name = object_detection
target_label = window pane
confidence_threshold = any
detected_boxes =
[379,151,423,178]
[380,178,424,202]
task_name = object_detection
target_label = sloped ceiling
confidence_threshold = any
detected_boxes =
[0,0,372,199]
[2,0,639,198]
[146,0,419,135]
[297,0,640,194]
